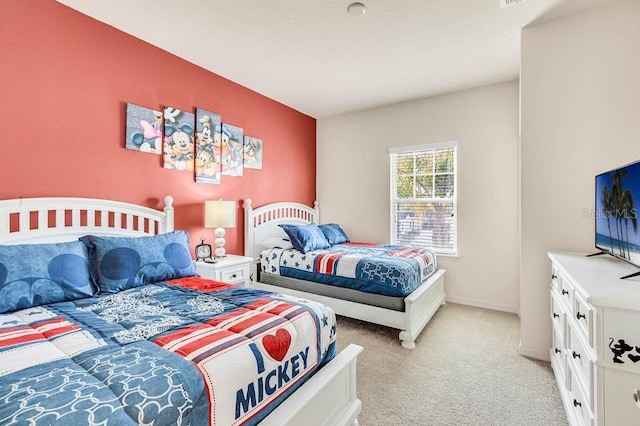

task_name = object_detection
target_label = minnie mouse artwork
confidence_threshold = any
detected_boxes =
[126,103,264,182]
[125,103,163,154]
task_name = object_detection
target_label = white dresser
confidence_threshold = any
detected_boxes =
[549,251,640,425]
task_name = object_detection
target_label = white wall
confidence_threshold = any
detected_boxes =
[520,0,640,360]
[317,81,520,313]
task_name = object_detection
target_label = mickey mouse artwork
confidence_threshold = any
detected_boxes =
[125,102,263,181]
[194,108,222,184]
[609,337,640,364]
[163,107,195,171]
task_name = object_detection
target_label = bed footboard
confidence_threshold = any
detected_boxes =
[399,269,447,349]
[244,198,446,350]
[252,270,446,350]
[261,343,363,426]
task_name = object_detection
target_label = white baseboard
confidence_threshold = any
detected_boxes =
[445,295,519,315]
[518,343,550,362]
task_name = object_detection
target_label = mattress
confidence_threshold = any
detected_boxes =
[0,277,336,425]
[260,271,406,312]
[260,242,437,297]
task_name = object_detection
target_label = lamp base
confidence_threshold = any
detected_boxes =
[214,227,227,259]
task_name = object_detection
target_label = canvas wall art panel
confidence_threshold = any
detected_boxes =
[243,136,263,170]
[195,108,222,184]
[125,103,163,154]
[163,107,195,171]
[221,123,244,176]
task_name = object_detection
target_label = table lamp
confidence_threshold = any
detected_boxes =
[205,200,236,258]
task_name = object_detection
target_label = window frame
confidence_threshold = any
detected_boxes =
[389,141,458,256]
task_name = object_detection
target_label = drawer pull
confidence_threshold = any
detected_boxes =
[573,399,582,408]
[231,273,237,278]
[553,312,559,318]
[562,289,569,296]
[554,348,561,354]
[572,351,581,359]
[552,274,558,280]
[634,389,640,408]
[576,312,586,320]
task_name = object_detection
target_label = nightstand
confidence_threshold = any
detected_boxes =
[195,254,253,286]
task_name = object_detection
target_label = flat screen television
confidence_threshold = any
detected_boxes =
[595,159,640,279]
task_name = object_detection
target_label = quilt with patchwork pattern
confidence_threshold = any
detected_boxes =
[260,243,437,297]
[0,278,336,425]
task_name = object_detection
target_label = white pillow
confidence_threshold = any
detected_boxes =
[262,237,293,250]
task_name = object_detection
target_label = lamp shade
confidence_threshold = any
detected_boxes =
[205,200,236,228]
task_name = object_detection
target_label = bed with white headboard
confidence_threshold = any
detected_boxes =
[0,195,176,244]
[244,198,447,350]
[0,195,362,426]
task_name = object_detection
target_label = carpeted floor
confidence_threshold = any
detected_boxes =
[335,303,568,426]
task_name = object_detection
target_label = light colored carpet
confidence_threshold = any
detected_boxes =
[335,303,568,426]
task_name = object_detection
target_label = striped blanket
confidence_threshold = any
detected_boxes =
[261,243,437,297]
[0,278,336,425]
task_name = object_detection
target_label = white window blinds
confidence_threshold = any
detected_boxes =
[389,142,457,255]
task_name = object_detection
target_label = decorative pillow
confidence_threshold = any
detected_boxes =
[262,237,294,250]
[319,223,350,245]
[278,223,330,254]
[0,241,93,314]
[80,230,196,294]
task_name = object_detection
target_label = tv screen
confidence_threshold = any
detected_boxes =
[595,160,640,268]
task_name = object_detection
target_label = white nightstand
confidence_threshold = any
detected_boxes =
[195,254,253,286]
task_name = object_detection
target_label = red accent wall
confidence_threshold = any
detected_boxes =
[0,1,316,255]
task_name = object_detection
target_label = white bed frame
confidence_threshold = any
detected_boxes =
[0,196,362,426]
[244,199,447,350]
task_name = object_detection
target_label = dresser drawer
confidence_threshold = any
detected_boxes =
[551,291,565,332]
[552,323,567,386]
[603,368,640,425]
[557,270,574,308]
[568,365,595,426]
[551,263,561,294]
[568,325,595,410]
[573,291,593,347]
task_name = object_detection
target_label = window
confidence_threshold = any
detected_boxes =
[389,141,457,255]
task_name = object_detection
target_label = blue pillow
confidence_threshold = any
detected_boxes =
[80,230,196,294]
[319,223,350,245]
[278,223,330,254]
[0,241,94,313]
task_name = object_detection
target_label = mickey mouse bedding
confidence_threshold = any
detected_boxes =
[0,232,336,425]
[260,242,437,297]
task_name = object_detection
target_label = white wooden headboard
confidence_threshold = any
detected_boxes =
[0,196,174,245]
[244,199,319,260]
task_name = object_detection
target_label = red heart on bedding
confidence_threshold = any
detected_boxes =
[262,328,292,362]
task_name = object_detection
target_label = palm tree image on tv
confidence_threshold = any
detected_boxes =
[596,166,640,264]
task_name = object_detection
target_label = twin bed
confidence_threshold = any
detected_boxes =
[244,199,447,350]
[0,196,362,426]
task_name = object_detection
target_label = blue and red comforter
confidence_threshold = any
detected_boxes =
[260,243,437,297]
[0,278,336,425]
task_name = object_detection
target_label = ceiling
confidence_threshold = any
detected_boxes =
[57,0,614,118]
